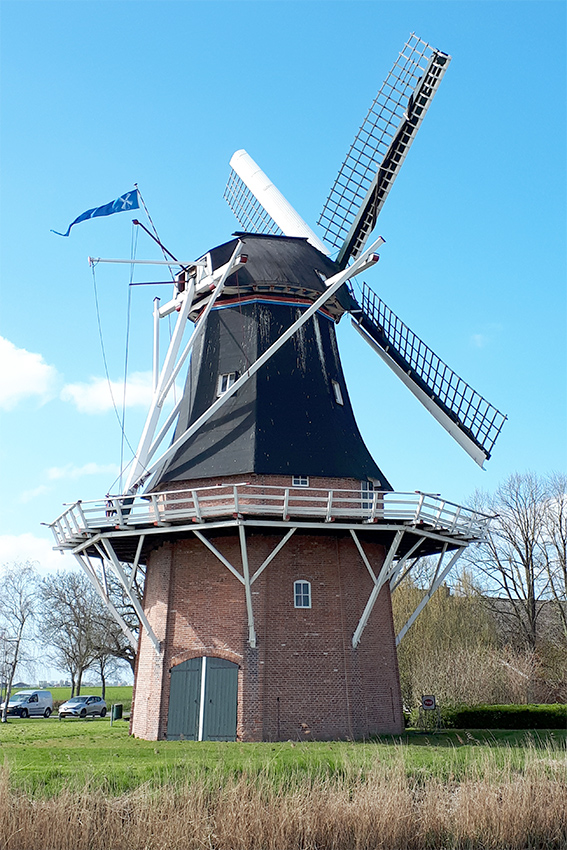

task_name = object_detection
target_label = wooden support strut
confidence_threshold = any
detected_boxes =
[352,529,404,648]
[73,552,138,651]
[100,539,161,653]
[395,546,466,645]
[238,525,257,648]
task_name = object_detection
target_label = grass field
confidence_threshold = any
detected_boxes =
[48,685,133,712]
[0,716,565,848]
[0,713,565,795]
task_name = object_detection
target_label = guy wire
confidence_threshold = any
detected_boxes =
[90,259,138,480]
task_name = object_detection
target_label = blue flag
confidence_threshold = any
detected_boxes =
[51,189,140,237]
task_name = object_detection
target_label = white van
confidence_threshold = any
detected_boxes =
[1,689,53,718]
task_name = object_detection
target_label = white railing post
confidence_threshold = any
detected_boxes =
[325,491,334,522]
[191,490,201,522]
[413,493,425,522]
[369,491,380,522]
[283,488,290,520]
[75,501,88,532]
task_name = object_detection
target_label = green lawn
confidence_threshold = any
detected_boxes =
[0,714,565,797]
[49,685,133,712]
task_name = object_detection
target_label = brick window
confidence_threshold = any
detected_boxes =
[292,475,309,487]
[294,580,311,608]
[217,372,237,397]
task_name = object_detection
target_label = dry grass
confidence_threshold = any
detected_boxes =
[0,744,565,849]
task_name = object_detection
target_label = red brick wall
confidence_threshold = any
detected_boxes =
[131,522,404,741]
[154,472,377,493]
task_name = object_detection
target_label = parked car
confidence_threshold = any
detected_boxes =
[58,695,107,719]
[0,689,53,718]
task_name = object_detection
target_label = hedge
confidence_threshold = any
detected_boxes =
[441,703,567,729]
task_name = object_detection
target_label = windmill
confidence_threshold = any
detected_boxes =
[50,34,505,742]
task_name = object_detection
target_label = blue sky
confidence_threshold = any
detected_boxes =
[1,0,565,573]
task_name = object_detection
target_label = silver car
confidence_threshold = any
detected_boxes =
[58,695,107,719]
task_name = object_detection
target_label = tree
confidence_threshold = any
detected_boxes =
[392,570,500,708]
[466,472,552,651]
[40,571,103,695]
[462,472,567,702]
[0,564,38,722]
[40,569,135,695]
[542,472,567,639]
[98,570,140,675]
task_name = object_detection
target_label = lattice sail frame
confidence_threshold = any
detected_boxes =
[352,282,507,464]
[318,34,450,266]
[224,168,283,236]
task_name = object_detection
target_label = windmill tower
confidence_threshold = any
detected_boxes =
[50,35,505,742]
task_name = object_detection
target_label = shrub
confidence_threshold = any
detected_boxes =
[442,703,567,729]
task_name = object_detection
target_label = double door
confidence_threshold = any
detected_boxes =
[167,656,238,741]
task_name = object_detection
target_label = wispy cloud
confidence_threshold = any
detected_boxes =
[0,336,59,410]
[60,371,154,414]
[17,463,120,504]
[470,323,503,349]
[46,462,119,480]
[18,485,50,504]
[0,533,75,574]
[471,333,488,349]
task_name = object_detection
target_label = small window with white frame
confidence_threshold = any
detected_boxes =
[332,380,344,405]
[216,372,237,397]
[294,580,311,608]
[361,480,374,511]
[292,475,309,487]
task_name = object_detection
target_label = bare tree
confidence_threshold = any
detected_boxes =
[98,570,139,675]
[467,472,551,650]
[542,472,567,638]
[0,564,38,723]
[40,569,135,695]
[40,571,102,695]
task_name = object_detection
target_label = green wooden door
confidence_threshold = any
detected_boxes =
[167,657,238,741]
[203,657,238,741]
[167,657,201,740]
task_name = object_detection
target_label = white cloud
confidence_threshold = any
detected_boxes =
[0,336,59,410]
[16,463,120,504]
[470,323,503,349]
[471,333,487,349]
[46,462,119,480]
[19,485,50,504]
[0,533,75,575]
[60,371,154,414]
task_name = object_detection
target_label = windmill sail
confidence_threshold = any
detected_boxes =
[224,150,329,254]
[351,282,506,466]
[224,158,283,237]
[319,34,450,268]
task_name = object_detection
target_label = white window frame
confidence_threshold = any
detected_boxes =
[216,372,237,397]
[332,379,344,405]
[294,580,311,609]
[292,475,309,487]
[361,480,374,511]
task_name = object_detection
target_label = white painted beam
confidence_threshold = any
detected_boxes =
[238,525,257,648]
[396,547,465,645]
[230,149,330,255]
[352,528,404,648]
